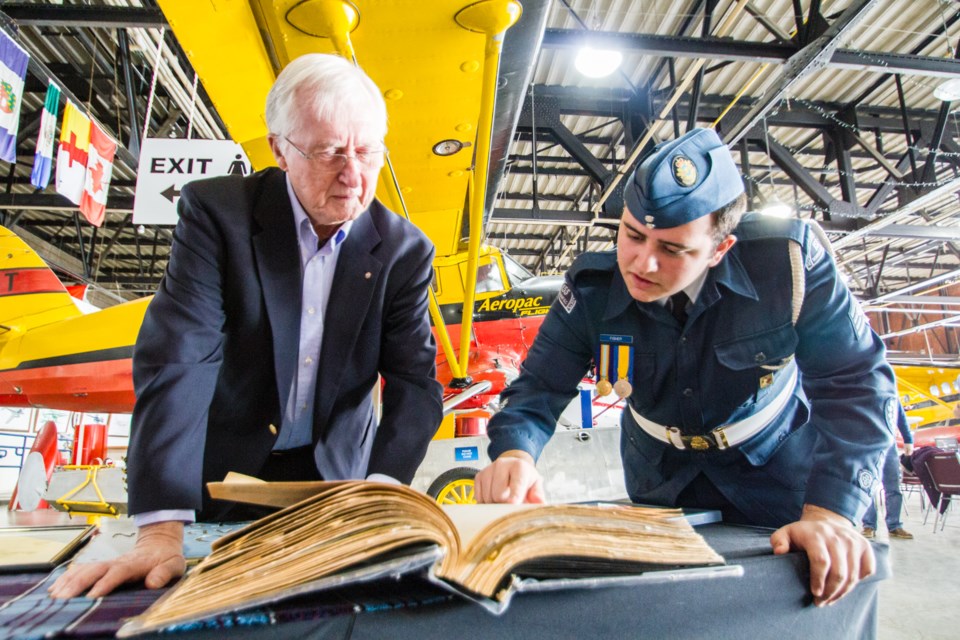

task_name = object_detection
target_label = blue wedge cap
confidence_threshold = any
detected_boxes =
[624,127,744,228]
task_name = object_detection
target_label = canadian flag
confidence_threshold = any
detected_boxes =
[79,122,117,227]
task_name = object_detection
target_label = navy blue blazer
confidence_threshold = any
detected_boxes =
[127,168,443,520]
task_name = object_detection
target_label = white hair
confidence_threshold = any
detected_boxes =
[265,53,387,140]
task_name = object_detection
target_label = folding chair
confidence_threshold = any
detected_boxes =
[922,452,960,532]
[900,468,927,517]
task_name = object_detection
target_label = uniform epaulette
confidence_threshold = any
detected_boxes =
[734,212,806,245]
[567,251,617,281]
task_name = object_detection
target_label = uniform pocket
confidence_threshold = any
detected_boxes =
[714,322,797,370]
[714,323,798,404]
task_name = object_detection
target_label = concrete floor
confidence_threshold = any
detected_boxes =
[875,489,960,640]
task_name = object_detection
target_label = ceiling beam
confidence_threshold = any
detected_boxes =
[0,5,167,28]
[0,193,135,212]
[491,208,593,225]
[541,26,960,78]
[723,0,880,145]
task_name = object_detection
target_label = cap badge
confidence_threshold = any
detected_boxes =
[672,155,697,187]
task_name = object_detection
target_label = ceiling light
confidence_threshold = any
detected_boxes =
[760,198,793,218]
[574,47,622,79]
[934,78,960,102]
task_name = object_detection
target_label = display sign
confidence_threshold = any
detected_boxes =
[133,138,250,225]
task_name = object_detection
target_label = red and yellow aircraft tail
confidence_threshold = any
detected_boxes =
[0,227,82,330]
[0,226,147,411]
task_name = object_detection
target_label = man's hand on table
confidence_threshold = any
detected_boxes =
[48,520,186,599]
[769,504,875,607]
[474,450,545,504]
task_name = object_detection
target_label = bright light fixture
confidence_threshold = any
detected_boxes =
[574,47,623,78]
[934,78,960,102]
[761,199,793,218]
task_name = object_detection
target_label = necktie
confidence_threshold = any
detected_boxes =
[670,290,689,326]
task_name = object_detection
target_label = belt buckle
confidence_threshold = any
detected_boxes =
[688,435,711,451]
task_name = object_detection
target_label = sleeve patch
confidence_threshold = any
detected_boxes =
[805,233,825,270]
[558,283,577,313]
[885,398,898,434]
[848,302,867,338]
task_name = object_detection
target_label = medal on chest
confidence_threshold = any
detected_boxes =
[595,334,634,399]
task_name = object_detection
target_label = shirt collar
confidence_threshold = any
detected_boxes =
[286,174,353,260]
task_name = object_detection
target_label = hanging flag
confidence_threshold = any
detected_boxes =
[0,32,29,163]
[55,101,90,205]
[80,122,116,227]
[30,83,60,190]
[80,122,117,227]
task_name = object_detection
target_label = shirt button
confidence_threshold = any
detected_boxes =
[307,307,316,315]
[680,336,687,344]
[268,424,278,435]
[683,388,694,397]
[304,356,313,365]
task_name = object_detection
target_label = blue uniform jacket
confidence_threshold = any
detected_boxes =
[488,214,897,527]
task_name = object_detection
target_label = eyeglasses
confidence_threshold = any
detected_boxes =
[283,137,386,170]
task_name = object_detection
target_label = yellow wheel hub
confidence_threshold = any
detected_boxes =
[435,479,476,505]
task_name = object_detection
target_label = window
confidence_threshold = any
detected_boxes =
[474,261,504,294]
[502,253,533,286]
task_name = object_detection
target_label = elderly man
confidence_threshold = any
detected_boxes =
[50,53,443,598]
[475,127,896,606]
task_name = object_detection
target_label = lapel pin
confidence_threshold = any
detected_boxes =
[364,272,372,279]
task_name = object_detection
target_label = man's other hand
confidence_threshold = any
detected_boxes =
[474,450,545,504]
[769,504,875,607]
[48,521,186,599]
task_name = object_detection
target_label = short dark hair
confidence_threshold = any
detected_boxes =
[709,192,747,245]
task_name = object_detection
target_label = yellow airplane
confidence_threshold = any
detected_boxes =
[156,0,552,398]
[0,0,554,418]
[894,365,960,448]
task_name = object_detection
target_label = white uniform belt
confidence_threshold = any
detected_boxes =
[628,365,798,451]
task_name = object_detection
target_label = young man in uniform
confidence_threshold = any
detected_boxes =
[475,127,897,606]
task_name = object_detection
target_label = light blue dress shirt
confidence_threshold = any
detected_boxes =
[135,175,352,527]
[274,176,352,450]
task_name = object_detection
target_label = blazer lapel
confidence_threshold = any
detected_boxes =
[313,209,382,441]
[251,169,302,415]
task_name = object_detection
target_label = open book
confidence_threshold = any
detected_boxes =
[119,479,729,636]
